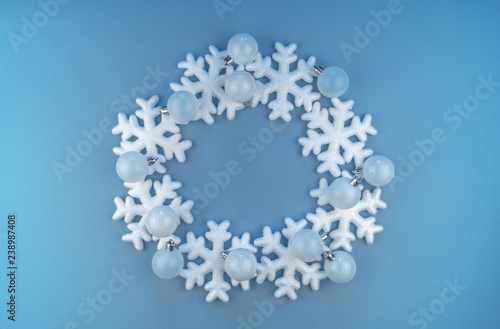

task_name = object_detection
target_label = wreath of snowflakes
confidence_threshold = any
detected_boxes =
[112,41,388,302]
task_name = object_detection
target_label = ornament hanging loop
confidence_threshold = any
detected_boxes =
[166,239,175,251]
[224,56,234,66]
[147,156,158,166]
[160,106,169,115]
[314,65,324,77]
[221,251,229,260]
[350,167,363,187]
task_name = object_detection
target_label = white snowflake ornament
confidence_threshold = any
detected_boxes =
[171,46,251,123]
[113,175,194,250]
[299,98,377,177]
[255,218,327,300]
[112,96,192,174]
[308,173,386,252]
[179,220,258,302]
[246,42,321,122]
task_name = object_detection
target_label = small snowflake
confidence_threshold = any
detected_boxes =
[113,175,194,250]
[246,42,321,122]
[254,218,327,300]
[179,220,257,302]
[299,98,377,177]
[112,96,192,174]
[307,173,386,252]
[170,46,249,123]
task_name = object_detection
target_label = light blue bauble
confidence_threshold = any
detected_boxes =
[152,249,184,279]
[115,151,149,183]
[324,251,356,283]
[145,206,180,238]
[317,66,349,98]
[167,90,199,123]
[290,229,323,262]
[227,33,259,65]
[328,177,361,209]
[224,248,257,281]
[363,155,395,187]
[224,71,256,102]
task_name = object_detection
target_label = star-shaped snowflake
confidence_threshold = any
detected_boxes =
[246,42,321,122]
[299,98,377,177]
[179,220,258,302]
[171,46,251,123]
[112,96,192,174]
[254,218,327,300]
[307,174,386,252]
[113,175,194,250]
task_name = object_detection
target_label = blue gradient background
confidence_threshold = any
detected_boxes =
[1,0,499,328]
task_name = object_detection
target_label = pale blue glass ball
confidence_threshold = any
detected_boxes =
[290,229,323,262]
[363,155,395,187]
[224,71,256,102]
[225,248,258,281]
[227,33,259,65]
[324,251,356,283]
[167,91,199,123]
[145,206,180,238]
[328,177,361,209]
[152,249,184,279]
[317,66,349,98]
[116,151,149,183]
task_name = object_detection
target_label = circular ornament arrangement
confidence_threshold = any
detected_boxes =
[112,33,394,302]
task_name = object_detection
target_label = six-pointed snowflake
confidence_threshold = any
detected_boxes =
[308,173,386,252]
[299,98,377,177]
[254,218,327,300]
[246,42,321,122]
[171,46,251,123]
[112,96,192,174]
[113,175,194,250]
[179,220,258,302]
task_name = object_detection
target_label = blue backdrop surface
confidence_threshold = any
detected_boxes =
[1,0,499,328]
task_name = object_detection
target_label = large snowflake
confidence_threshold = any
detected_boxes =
[308,173,386,252]
[112,175,194,250]
[112,96,192,174]
[246,42,321,122]
[254,218,327,300]
[299,98,377,177]
[170,46,251,123]
[179,220,258,302]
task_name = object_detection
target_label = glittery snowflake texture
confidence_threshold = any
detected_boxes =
[246,42,321,122]
[179,220,258,302]
[112,96,192,174]
[308,172,387,252]
[112,175,194,251]
[255,218,327,300]
[299,98,377,177]
[170,46,249,124]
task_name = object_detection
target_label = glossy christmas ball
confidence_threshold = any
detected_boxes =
[145,206,180,238]
[328,177,361,209]
[324,251,356,283]
[224,248,258,281]
[224,71,256,102]
[317,66,349,98]
[227,33,259,65]
[116,151,149,183]
[167,90,199,123]
[290,229,323,262]
[363,155,395,187]
[152,249,184,279]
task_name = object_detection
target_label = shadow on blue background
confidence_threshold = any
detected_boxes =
[0,0,499,328]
